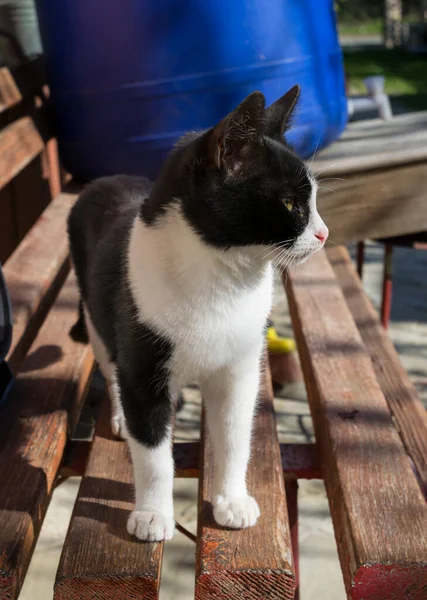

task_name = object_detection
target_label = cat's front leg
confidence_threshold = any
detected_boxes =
[118,368,175,542]
[126,434,175,541]
[201,348,262,529]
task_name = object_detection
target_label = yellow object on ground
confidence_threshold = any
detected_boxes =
[267,326,296,355]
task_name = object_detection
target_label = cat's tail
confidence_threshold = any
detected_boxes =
[69,298,89,344]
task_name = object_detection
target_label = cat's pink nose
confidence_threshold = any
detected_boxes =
[315,226,329,243]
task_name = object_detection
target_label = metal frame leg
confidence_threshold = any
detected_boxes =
[381,243,393,329]
[356,241,365,279]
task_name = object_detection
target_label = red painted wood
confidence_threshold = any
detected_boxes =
[352,564,427,600]
[381,244,393,329]
[285,480,299,600]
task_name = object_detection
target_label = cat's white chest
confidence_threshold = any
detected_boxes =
[169,272,272,382]
[128,215,273,386]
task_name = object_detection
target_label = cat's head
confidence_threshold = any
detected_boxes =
[148,87,328,267]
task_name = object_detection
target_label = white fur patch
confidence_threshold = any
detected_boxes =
[126,205,272,536]
[127,433,175,541]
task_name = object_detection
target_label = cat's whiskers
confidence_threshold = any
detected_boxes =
[318,177,346,183]
[317,186,335,193]
[312,162,340,179]
[307,136,322,170]
[272,246,293,271]
[254,240,293,262]
[271,245,291,264]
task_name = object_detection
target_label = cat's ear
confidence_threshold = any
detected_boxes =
[265,85,300,139]
[209,91,265,174]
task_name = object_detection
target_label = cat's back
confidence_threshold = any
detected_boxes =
[68,175,152,246]
[68,175,152,300]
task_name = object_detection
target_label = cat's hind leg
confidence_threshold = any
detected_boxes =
[83,304,126,439]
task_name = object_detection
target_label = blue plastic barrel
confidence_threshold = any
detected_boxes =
[36,0,347,181]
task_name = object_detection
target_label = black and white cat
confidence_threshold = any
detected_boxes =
[68,86,328,542]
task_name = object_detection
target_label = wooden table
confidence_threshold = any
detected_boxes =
[313,111,427,244]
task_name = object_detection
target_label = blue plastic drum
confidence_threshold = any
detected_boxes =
[36,0,347,181]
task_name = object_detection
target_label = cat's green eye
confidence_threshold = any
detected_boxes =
[284,198,294,211]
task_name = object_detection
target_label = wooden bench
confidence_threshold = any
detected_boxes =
[1,66,427,600]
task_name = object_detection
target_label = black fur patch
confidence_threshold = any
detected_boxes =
[139,91,312,252]
[68,175,174,447]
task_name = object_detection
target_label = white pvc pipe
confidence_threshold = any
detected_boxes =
[347,75,393,121]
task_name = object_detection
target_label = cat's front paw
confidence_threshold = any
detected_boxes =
[111,413,126,439]
[127,509,175,541]
[213,494,260,529]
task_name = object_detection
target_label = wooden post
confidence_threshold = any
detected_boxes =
[384,0,402,48]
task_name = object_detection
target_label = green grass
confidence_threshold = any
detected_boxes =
[343,48,427,110]
[339,19,382,37]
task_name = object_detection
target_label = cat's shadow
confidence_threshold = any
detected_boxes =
[74,477,139,544]
[75,478,231,542]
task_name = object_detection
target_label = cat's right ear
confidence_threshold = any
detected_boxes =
[207,91,265,176]
[265,85,300,139]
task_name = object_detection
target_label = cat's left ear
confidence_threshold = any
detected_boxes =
[208,91,265,175]
[264,85,300,139]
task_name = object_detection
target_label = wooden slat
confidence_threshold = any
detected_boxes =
[4,192,76,373]
[286,251,427,600]
[313,111,427,176]
[0,117,44,190]
[281,443,322,480]
[0,272,95,600]
[195,364,295,600]
[59,440,322,481]
[0,68,21,114]
[317,160,427,244]
[55,399,163,600]
[13,155,51,242]
[328,245,427,496]
[0,185,18,263]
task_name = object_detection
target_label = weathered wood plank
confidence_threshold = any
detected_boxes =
[54,399,163,600]
[0,272,95,600]
[0,117,44,190]
[0,68,21,114]
[313,111,427,176]
[317,160,427,244]
[286,250,427,599]
[4,192,76,373]
[328,245,427,496]
[195,364,295,600]
[13,155,51,243]
[59,440,322,481]
[0,185,18,263]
